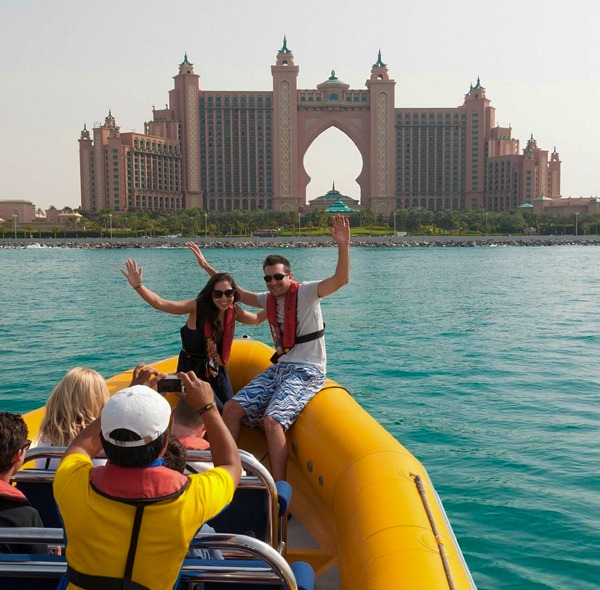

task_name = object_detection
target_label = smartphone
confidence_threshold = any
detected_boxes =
[157,375,183,393]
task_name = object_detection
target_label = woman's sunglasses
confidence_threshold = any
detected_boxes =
[212,289,235,299]
[263,273,289,283]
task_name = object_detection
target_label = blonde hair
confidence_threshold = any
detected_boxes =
[39,367,110,446]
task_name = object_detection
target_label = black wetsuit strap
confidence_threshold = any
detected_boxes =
[66,568,149,590]
[294,325,325,344]
[123,505,145,589]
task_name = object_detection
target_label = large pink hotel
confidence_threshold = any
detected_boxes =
[79,39,561,215]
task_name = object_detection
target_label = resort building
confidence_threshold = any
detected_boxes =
[307,183,360,211]
[0,200,83,231]
[0,200,38,224]
[79,114,183,214]
[78,39,562,215]
[524,195,600,215]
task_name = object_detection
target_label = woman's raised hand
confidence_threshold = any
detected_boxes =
[120,259,143,289]
[186,242,207,267]
[186,242,217,276]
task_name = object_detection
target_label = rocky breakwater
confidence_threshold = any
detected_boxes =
[354,235,600,247]
[2,235,600,249]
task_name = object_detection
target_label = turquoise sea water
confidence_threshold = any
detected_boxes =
[1,244,599,589]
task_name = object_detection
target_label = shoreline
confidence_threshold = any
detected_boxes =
[1,235,599,249]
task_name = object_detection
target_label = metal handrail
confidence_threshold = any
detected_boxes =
[185,533,298,588]
[185,448,279,548]
[0,527,64,544]
[20,446,281,549]
[0,530,298,589]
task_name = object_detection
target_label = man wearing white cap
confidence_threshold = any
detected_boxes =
[53,371,241,590]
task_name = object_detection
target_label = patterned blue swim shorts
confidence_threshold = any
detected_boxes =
[233,363,326,431]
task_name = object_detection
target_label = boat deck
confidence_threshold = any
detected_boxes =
[287,518,339,589]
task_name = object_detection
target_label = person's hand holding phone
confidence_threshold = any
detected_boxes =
[156,375,183,393]
[175,372,214,410]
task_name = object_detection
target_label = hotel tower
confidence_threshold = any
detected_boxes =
[79,39,561,215]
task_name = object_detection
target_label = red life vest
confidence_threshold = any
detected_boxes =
[0,480,30,505]
[90,463,189,503]
[266,281,300,355]
[204,305,235,366]
[177,435,210,451]
[266,281,325,362]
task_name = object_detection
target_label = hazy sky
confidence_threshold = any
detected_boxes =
[1,0,598,210]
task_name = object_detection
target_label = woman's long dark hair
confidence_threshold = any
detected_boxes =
[195,272,240,345]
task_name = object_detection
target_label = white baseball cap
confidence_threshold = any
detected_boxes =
[101,385,171,447]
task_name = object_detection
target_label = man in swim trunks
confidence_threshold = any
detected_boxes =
[187,214,351,481]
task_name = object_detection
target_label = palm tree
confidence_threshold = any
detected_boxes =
[146,219,158,236]
[358,208,376,229]
[312,209,327,234]
[434,210,460,233]
[67,215,80,233]
[2,220,12,238]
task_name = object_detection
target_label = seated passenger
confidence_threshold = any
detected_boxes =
[163,435,189,474]
[171,400,214,474]
[171,400,210,451]
[35,367,110,469]
[53,371,241,590]
[0,411,46,554]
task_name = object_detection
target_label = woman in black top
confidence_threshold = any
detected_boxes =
[122,259,265,406]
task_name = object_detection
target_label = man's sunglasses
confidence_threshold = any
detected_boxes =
[263,273,289,283]
[212,289,236,299]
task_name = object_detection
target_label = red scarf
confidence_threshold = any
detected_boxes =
[266,281,299,355]
[204,305,235,365]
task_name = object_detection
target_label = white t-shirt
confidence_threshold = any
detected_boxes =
[257,281,326,373]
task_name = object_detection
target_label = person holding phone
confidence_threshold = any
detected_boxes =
[53,373,241,590]
[121,262,266,407]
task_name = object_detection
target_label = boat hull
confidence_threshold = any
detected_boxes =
[24,338,475,590]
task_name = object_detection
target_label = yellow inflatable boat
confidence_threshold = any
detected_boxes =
[22,338,476,590]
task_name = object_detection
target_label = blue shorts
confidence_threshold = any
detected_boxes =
[233,363,326,431]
